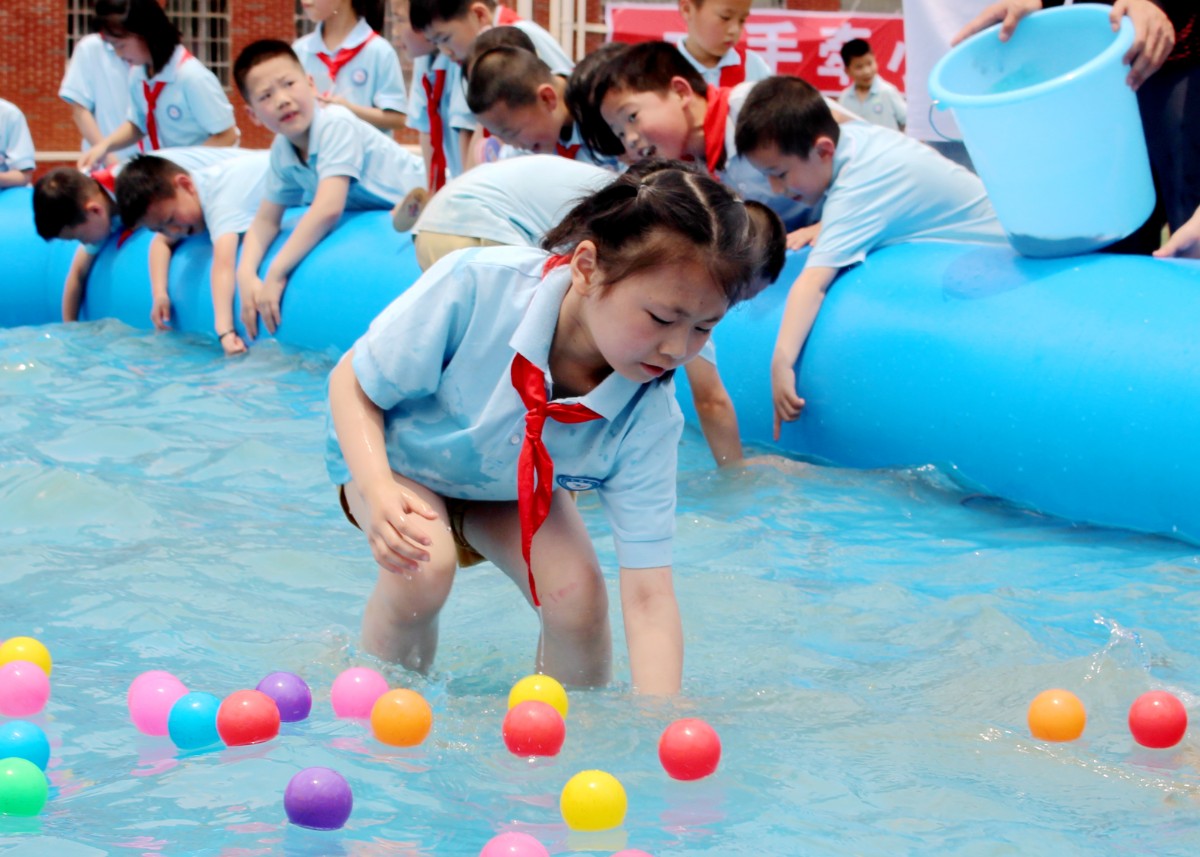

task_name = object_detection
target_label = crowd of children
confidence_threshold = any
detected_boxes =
[6,0,1199,696]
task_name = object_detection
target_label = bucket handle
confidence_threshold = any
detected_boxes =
[928,100,963,143]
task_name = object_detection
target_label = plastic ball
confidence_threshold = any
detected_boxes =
[1128,690,1188,749]
[0,757,48,816]
[0,721,50,771]
[216,689,281,746]
[559,769,627,832]
[1027,688,1087,742]
[502,700,565,757]
[370,688,433,747]
[479,831,550,857]
[127,670,189,736]
[168,691,222,750]
[0,661,52,717]
[508,674,569,720]
[0,637,52,676]
[658,718,721,780]
[330,667,389,719]
[256,672,312,722]
[284,766,353,830]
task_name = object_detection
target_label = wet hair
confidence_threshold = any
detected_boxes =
[839,38,872,67]
[33,169,100,240]
[115,156,189,228]
[352,0,386,33]
[566,42,629,159]
[744,201,786,287]
[233,40,305,101]
[94,0,181,76]
[542,159,777,308]
[466,43,553,114]
[734,75,839,158]
[409,0,496,31]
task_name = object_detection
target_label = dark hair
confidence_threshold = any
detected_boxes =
[466,44,552,114]
[839,38,871,67]
[33,169,98,240]
[566,42,630,159]
[352,0,386,33]
[744,201,786,287]
[464,24,536,77]
[233,40,304,101]
[115,156,188,228]
[94,0,181,76]
[409,0,495,32]
[592,40,707,104]
[734,75,839,158]
[542,159,773,308]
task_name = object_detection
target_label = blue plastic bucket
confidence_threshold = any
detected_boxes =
[929,5,1154,257]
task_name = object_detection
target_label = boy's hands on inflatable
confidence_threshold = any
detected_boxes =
[786,223,821,251]
[256,271,289,335]
[364,483,439,575]
[238,276,264,339]
[150,294,172,331]
[770,359,805,440]
[1154,207,1200,259]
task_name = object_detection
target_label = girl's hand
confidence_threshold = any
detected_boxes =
[770,359,805,440]
[150,294,172,330]
[363,483,440,574]
[219,331,248,356]
[257,271,289,335]
[237,276,264,339]
[786,223,821,251]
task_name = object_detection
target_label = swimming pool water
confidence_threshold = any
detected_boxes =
[2,321,1199,856]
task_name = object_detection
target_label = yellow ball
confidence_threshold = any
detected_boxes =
[370,689,433,747]
[559,769,627,832]
[1027,688,1086,742]
[508,674,568,719]
[0,637,52,677]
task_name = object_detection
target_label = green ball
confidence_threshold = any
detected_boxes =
[0,757,48,816]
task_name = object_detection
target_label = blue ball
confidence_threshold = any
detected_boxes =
[0,720,50,771]
[167,692,222,750]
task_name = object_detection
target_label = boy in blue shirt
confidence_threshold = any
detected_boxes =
[231,40,427,339]
[836,38,906,132]
[409,0,572,73]
[0,98,35,189]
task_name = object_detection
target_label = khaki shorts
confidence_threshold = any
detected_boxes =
[338,485,485,568]
[414,232,506,271]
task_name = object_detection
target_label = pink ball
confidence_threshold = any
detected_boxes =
[479,832,550,857]
[127,670,189,736]
[0,660,51,717]
[330,667,389,719]
[658,718,721,781]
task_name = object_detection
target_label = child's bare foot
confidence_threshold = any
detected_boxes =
[219,330,248,356]
[392,186,429,233]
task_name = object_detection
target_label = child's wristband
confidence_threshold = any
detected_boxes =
[217,330,236,340]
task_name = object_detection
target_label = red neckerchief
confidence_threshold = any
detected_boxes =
[702,85,732,175]
[496,5,521,24]
[316,31,377,81]
[719,45,748,87]
[510,253,599,606]
[423,68,448,192]
[555,141,581,159]
[142,48,193,151]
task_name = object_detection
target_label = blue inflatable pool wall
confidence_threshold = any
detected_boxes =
[3,186,1199,545]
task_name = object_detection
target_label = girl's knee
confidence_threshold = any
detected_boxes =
[371,560,455,624]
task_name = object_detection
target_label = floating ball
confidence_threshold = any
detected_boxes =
[559,769,627,832]
[370,689,432,747]
[508,674,568,720]
[284,766,353,830]
[168,691,222,750]
[0,661,51,718]
[479,831,550,857]
[256,672,312,722]
[1128,690,1188,749]
[502,701,565,757]
[658,718,721,780]
[1027,688,1087,742]
[330,667,389,719]
[216,689,281,746]
[0,721,50,771]
[127,670,189,736]
[0,757,48,816]
[0,637,52,676]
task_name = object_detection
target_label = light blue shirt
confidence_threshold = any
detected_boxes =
[127,45,235,148]
[265,104,427,209]
[415,155,612,244]
[510,20,573,75]
[838,76,907,132]
[327,245,682,568]
[807,122,1007,271]
[406,52,475,180]
[59,34,139,159]
[294,19,407,122]
[0,99,35,174]
[193,151,271,239]
[672,36,771,88]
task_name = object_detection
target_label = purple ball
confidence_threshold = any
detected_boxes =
[256,672,312,722]
[284,767,353,830]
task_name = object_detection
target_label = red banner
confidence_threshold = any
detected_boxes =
[604,3,906,95]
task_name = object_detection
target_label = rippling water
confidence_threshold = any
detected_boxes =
[2,321,1199,856]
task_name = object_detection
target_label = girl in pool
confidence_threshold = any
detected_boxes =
[328,162,781,694]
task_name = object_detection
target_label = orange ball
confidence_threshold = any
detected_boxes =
[370,689,432,747]
[1027,688,1086,742]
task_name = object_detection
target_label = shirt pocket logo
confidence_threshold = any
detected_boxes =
[166,104,183,120]
[557,475,602,492]
[352,68,369,86]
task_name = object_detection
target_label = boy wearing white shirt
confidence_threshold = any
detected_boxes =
[0,99,35,189]
[59,33,138,164]
[673,0,771,88]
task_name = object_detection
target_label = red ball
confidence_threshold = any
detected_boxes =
[217,689,281,746]
[501,700,565,756]
[658,718,721,781]
[1128,690,1188,749]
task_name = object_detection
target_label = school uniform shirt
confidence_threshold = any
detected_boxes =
[415,155,611,244]
[507,20,574,75]
[58,34,139,159]
[672,36,771,89]
[806,121,1006,271]
[406,52,475,180]
[326,245,682,569]
[265,104,427,209]
[193,151,271,239]
[293,18,407,124]
[0,99,35,174]
[127,45,235,149]
[837,76,907,132]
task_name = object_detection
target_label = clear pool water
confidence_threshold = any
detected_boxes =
[3,321,1200,856]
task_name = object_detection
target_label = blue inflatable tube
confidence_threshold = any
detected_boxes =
[3,186,1200,543]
